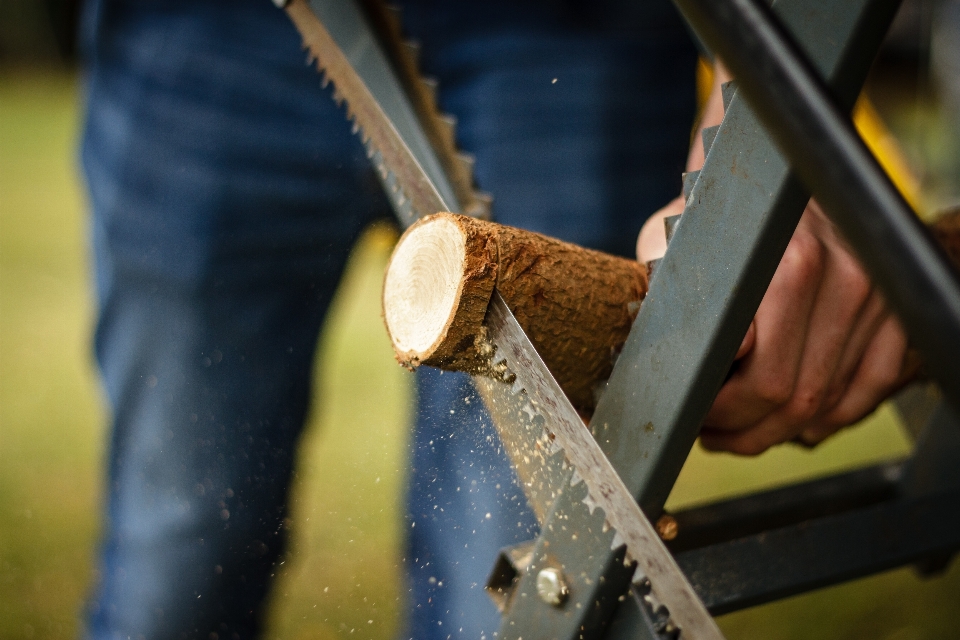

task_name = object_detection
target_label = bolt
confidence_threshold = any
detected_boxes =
[656,514,679,541]
[536,567,569,607]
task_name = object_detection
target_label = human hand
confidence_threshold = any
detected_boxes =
[638,199,920,455]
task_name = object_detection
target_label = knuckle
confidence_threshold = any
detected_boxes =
[835,253,872,305]
[784,388,823,423]
[781,232,825,287]
[754,373,795,407]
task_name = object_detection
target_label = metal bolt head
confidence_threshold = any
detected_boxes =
[536,567,569,607]
[656,514,679,541]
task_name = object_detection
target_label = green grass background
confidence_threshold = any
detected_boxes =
[1,69,957,640]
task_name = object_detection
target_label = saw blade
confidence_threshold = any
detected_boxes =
[283,0,722,636]
[480,292,724,640]
[286,0,456,225]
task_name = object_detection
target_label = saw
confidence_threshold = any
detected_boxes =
[279,0,960,638]
[280,0,723,636]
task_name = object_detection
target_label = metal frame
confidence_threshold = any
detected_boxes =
[492,0,960,637]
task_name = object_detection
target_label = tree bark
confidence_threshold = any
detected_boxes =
[383,213,647,414]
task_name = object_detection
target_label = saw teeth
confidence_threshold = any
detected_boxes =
[582,493,599,515]
[385,3,402,28]
[323,0,494,222]
[404,39,421,67]
[455,151,475,175]
[420,76,439,106]
[643,591,664,613]
[610,530,625,551]
[439,114,457,147]
[701,124,720,156]
[663,214,681,244]
[569,468,583,487]
[721,79,738,112]
[681,170,699,202]
[545,434,562,456]
[634,577,680,638]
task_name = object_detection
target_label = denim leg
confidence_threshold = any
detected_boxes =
[80,2,388,637]
[88,266,350,639]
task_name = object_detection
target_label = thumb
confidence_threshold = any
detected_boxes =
[637,195,685,264]
[736,320,756,360]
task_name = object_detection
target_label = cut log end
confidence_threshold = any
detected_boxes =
[383,214,497,372]
[383,216,465,358]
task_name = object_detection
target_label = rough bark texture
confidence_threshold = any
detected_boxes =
[384,213,648,414]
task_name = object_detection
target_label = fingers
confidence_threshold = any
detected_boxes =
[735,321,756,359]
[636,196,684,263]
[778,230,874,421]
[702,202,920,456]
[818,290,888,410]
[705,226,825,432]
[799,316,914,443]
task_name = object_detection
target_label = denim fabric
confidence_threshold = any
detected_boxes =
[79,0,696,638]
[82,3,388,638]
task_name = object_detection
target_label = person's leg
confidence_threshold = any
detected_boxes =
[399,1,698,637]
[80,2,387,637]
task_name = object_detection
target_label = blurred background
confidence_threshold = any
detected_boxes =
[1,1,959,639]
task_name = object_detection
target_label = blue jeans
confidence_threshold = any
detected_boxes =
[80,1,695,638]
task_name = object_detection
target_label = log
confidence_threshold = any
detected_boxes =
[382,213,647,414]
[383,209,960,416]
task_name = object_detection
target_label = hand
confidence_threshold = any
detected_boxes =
[639,199,918,454]
[637,60,920,454]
